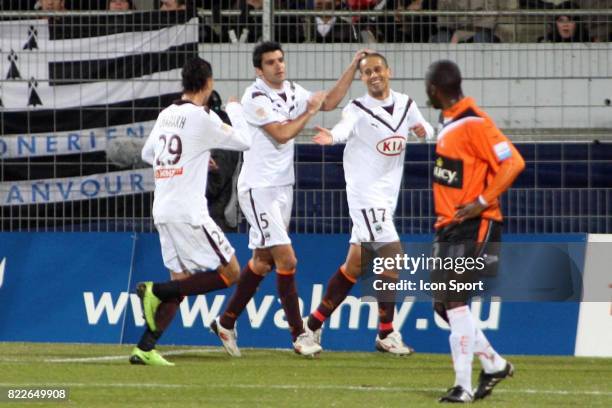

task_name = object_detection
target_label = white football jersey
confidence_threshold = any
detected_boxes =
[237,78,311,192]
[331,90,434,210]
[142,100,251,225]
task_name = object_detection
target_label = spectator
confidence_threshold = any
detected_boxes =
[310,0,358,42]
[430,0,501,43]
[346,0,396,43]
[538,1,591,42]
[107,0,134,10]
[227,0,305,43]
[390,0,438,42]
[198,0,230,43]
[160,0,185,10]
[36,0,66,11]
[576,0,612,41]
[205,90,241,232]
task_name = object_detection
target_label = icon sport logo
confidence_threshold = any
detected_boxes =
[376,135,406,156]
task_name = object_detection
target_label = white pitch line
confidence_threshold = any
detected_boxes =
[43,348,222,363]
[0,382,609,397]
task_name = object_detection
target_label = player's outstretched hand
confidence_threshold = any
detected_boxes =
[410,123,427,138]
[227,96,239,104]
[313,126,333,145]
[453,200,487,223]
[307,91,327,115]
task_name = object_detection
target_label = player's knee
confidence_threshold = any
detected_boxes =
[219,256,241,285]
[275,254,297,273]
[251,258,273,276]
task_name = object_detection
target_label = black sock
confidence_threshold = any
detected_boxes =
[137,328,161,352]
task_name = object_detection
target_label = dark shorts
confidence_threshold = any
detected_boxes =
[431,218,502,304]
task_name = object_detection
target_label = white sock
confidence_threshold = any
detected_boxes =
[474,327,507,373]
[447,305,475,392]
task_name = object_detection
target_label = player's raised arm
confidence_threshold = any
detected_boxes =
[262,90,327,144]
[321,49,372,112]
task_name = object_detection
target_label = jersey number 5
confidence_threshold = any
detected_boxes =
[156,134,183,166]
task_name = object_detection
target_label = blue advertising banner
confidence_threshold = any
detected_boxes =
[0,233,585,355]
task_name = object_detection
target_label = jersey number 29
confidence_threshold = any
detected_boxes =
[156,134,183,166]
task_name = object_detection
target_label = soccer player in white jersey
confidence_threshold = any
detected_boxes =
[129,58,252,366]
[211,41,371,357]
[305,52,434,354]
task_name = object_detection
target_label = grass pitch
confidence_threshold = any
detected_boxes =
[0,343,610,407]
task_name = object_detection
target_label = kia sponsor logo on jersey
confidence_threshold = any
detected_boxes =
[433,154,463,188]
[376,135,406,156]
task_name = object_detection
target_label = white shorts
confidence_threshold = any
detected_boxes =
[156,218,235,273]
[238,185,292,250]
[349,207,400,245]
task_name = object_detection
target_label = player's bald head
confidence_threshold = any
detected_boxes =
[426,60,462,98]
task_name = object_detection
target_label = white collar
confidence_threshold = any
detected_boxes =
[255,77,286,95]
[364,91,394,108]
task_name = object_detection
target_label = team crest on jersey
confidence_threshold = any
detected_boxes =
[376,135,406,156]
[255,108,267,119]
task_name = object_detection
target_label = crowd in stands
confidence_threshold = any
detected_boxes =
[1,0,610,42]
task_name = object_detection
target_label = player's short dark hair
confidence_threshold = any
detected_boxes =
[252,41,284,69]
[426,60,462,98]
[181,57,213,93]
[359,52,388,72]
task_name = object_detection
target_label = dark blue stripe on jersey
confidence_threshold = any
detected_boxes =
[252,92,272,101]
[351,98,413,133]
[48,43,197,86]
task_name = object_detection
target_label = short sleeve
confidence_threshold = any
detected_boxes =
[242,94,285,127]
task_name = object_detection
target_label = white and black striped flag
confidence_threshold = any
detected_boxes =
[0,11,198,208]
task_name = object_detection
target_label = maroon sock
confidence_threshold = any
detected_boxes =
[277,273,304,341]
[153,272,228,300]
[307,268,355,332]
[177,272,228,296]
[377,273,397,339]
[155,296,184,333]
[220,262,264,330]
[138,296,183,350]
